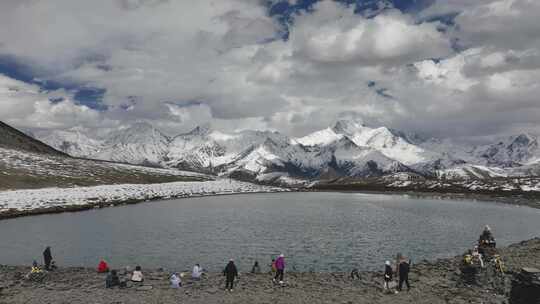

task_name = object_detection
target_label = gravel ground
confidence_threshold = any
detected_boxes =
[1,238,539,304]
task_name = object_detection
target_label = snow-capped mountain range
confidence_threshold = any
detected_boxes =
[33,120,540,184]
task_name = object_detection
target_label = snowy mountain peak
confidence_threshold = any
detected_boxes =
[109,122,170,144]
[510,133,537,147]
[30,119,540,184]
[296,128,343,146]
[473,133,540,167]
[183,125,211,137]
[36,128,105,158]
[332,119,366,135]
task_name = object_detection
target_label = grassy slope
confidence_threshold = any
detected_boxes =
[0,148,208,191]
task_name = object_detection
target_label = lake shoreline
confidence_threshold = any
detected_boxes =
[1,183,540,220]
[1,237,539,304]
[306,186,540,209]
[0,189,288,221]
[0,180,288,220]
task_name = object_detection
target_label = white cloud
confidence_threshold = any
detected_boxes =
[0,0,539,139]
[290,1,452,65]
[0,74,103,130]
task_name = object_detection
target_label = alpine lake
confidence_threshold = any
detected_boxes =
[1,192,539,272]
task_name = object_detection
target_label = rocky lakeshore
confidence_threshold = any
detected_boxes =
[1,238,540,304]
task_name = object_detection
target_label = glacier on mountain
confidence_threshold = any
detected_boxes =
[33,119,540,183]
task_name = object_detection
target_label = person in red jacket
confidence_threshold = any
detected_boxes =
[97,259,110,273]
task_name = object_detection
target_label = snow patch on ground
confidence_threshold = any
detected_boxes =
[0,179,286,212]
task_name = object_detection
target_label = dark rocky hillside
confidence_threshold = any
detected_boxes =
[0,121,66,156]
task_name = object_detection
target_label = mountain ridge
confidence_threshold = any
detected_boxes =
[0,121,67,157]
[30,120,540,184]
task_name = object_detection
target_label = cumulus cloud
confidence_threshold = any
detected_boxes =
[290,1,452,65]
[0,74,104,130]
[0,0,539,139]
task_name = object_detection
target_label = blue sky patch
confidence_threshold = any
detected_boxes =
[73,87,108,111]
[0,54,109,111]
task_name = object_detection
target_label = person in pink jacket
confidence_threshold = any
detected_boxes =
[273,254,285,284]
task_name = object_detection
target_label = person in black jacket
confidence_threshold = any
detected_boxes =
[398,259,410,292]
[43,246,52,271]
[223,259,238,291]
[384,261,393,291]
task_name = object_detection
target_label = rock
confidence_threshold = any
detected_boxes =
[510,267,540,304]
[136,285,153,291]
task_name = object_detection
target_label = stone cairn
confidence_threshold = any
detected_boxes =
[510,267,540,304]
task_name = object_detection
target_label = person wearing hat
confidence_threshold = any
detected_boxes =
[273,254,285,284]
[384,261,393,291]
[223,259,238,291]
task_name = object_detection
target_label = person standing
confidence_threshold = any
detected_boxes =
[43,246,52,271]
[384,261,393,291]
[273,254,285,284]
[398,259,410,292]
[223,259,238,291]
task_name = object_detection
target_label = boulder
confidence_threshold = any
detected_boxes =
[510,267,540,304]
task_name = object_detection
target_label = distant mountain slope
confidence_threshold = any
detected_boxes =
[0,147,208,191]
[472,134,540,167]
[0,121,208,191]
[0,121,66,156]
[31,119,540,185]
[35,127,104,158]
[93,122,170,166]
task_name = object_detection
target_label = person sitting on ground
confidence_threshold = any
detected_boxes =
[170,273,182,288]
[31,260,42,274]
[192,264,204,280]
[106,270,121,288]
[463,251,473,266]
[97,259,110,273]
[131,266,144,283]
[472,246,485,268]
[26,260,45,281]
[479,225,496,248]
[384,261,393,291]
[251,261,261,274]
[223,259,238,292]
[350,268,360,280]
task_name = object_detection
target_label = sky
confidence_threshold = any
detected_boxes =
[1,0,539,140]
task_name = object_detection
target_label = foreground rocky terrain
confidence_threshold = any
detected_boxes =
[1,238,539,304]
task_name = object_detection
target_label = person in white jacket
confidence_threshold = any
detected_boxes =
[131,266,144,282]
[170,273,182,288]
[192,264,204,280]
